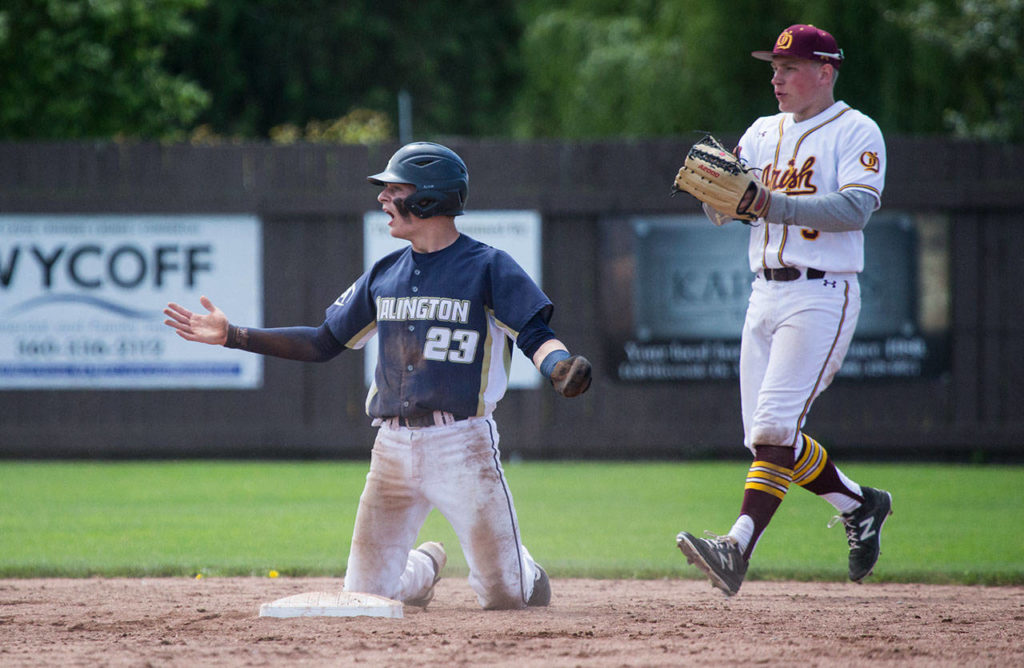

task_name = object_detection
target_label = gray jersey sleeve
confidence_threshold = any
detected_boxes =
[764,189,878,232]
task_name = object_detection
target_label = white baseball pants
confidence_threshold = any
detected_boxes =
[740,273,861,451]
[342,417,541,609]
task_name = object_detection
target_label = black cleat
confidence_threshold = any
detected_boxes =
[676,531,748,597]
[831,487,893,582]
[528,564,551,606]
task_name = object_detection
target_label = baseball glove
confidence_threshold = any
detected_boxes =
[550,354,592,398]
[671,135,771,223]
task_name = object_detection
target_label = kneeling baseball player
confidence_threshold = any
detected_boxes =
[164,142,592,609]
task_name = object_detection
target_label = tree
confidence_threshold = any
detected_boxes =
[511,1,786,138]
[4,1,1018,142]
[509,0,1021,141]
[887,0,1024,141]
[0,0,210,140]
[166,0,522,139]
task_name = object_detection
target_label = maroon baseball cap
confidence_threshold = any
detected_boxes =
[752,24,844,68]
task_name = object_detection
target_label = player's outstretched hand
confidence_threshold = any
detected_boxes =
[163,295,229,345]
[550,354,592,398]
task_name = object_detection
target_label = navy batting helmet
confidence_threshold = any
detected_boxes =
[367,142,469,218]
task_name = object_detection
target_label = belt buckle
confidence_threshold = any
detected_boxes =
[400,411,446,428]
[408,414,433,428]
[765,267,802,281]
[397,411,468,428]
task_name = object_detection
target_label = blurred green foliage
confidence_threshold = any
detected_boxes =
[0,0,210,139]
[510,0,991,138]
[1,1,1020,141]
[165,0,522,140]
[887,0,1024,141]
[267,108,392,145]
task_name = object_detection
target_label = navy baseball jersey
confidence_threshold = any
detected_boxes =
[325,234,552,419]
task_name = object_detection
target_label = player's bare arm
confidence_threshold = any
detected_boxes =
[530,339,567,368]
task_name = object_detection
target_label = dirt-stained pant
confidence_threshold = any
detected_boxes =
[343,417,540,609]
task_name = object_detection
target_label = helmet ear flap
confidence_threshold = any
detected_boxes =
[406,190,463,219]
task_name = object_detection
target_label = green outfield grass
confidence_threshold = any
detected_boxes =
[0,460,1020,584]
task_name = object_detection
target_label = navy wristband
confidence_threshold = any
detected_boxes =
[224,324,242,348]
[539,349,571,379]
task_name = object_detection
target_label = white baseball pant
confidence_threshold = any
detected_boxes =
[342,417,541,609]
[740,273,861,451]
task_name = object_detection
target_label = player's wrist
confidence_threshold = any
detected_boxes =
[539,349,570,379]
[224,324,244,348]
[763,190,786,224]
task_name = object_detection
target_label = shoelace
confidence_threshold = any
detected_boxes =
[702,530,738,548]
[826,515,859,549]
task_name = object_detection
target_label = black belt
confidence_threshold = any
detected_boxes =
[390,411,469,428]
[762,267,826,281]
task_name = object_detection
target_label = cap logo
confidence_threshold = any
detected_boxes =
[776,30,794,50]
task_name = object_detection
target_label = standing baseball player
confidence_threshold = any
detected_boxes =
[672,25,892,596]
[164,141,592,609]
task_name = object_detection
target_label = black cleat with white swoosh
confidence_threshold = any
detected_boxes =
[676,531,748,596]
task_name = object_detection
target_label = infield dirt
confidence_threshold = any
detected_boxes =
[1,577,1021,666]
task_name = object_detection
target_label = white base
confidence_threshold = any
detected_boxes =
[259,591,404,618]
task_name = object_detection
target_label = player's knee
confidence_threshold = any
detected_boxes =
[750,424,795,447]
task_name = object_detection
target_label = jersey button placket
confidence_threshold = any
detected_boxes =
[408,265,421,463]
[404,266,421,420]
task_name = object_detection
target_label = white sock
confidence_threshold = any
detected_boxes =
[727,515,755,553]
[825,468,863,513]
[822,492,856,514]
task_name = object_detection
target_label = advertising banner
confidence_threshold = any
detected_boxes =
[603,212,949,382]
[0,215,262,389]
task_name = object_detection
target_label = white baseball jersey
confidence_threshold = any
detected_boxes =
[737,100,886,273]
